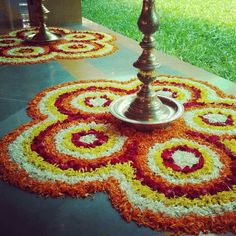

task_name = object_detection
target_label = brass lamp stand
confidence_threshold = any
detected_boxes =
[26,0,63,44]
[110,0,184,131]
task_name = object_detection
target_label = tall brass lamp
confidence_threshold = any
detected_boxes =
[110,0,184,131]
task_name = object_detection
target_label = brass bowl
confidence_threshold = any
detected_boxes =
[110,95,184,131]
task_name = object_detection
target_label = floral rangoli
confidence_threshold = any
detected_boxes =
[0,27,117,65]
[1,75,236,235]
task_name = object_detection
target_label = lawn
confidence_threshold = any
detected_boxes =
[82,0,236,82]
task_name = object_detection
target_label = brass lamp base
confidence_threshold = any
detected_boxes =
[26,28,63,44]
[110,94,184,131]
[124,82,171,121]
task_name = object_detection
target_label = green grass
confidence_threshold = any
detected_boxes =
[82,0,236,82]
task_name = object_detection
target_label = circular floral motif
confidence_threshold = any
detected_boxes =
[2,46,48,58]
[8,27,70,38]
[55,90,121,118]
[53,42,96,53]
[131,130,235,200]
[30,119,135,171]
[154,85,192,104]
[1,76,236,235]
[0,27,117,65]
[0,45,54,64]
[51,41,116,59]
[0,36,23,47]
[52,121,127,159]
[64,31,115,42]
[147,138,225,185]
[154,75,236,108]
[184,107,236,135]
[70,91,118,113]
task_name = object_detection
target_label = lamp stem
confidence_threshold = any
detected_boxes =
[125,0,169,121]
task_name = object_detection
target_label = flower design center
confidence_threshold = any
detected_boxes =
[162,145,204,173]
[79,134,98,144]
[68,44,85,49]
[201,113,233,126]
[172,150,199,169]
[72,129,108,148]
[17,48,34,54]
[204,113,227,123]
[85,95,111,107]
[89,97,107,106]
[75,35,86,39]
